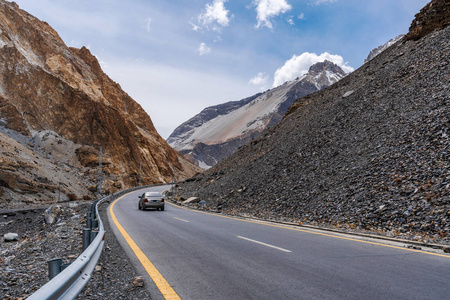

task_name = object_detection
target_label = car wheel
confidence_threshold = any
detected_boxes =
[138,203,141,210]
[161,207,165,211]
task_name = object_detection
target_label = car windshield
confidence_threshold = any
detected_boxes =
[145,192,161,197]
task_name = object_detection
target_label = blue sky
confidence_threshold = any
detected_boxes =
[14,0,430,138]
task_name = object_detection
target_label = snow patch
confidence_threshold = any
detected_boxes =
[198,159,212,170]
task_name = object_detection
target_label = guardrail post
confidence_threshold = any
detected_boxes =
[48,258,63,279]
[87,212,93,229]
[92,218,98,229]
[90,230,98,242]
[61,262,71,271]
[83,228,91,250]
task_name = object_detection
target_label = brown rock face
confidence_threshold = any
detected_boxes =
[405,0,450,41]
[0,0,200,206]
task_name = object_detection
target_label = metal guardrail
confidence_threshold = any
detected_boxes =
[27,184,157,300]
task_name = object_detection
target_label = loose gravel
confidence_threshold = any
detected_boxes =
[0,201,152,299]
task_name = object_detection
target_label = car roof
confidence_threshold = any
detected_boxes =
[145,192,161,196]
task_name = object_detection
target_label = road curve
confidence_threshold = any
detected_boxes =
[108,186,450,300]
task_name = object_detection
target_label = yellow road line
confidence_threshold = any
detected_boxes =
[168,202,450,258]
[110,193,181,300]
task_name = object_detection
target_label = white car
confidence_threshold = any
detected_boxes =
[138,192,165,211]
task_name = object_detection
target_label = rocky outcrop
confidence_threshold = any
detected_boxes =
[0,1,200,206]
[168,60,347,169]
[173,7,450,244]
[405,0,450,41]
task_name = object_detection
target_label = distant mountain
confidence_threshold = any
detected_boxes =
[364,35,404,63]
[0,1,199,207]
[167,60,347,169]
[173,0,450,243]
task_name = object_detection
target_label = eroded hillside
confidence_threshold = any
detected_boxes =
[0,1,200,207]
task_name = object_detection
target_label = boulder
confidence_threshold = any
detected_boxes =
[44,205,62,224]
[4,232,18,242]
[113,181,122,189]
[182,197,200,205]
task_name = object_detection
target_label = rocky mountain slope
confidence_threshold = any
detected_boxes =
[168,60,347,169]
[0,1,199,208]
[173,0,450,244]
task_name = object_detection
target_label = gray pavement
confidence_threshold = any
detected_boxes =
[108,186,450,300]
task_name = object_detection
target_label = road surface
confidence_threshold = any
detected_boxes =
[108,185,450,300]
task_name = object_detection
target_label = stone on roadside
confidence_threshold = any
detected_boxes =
[131,276,145,287]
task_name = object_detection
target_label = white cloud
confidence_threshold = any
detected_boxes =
[253,0,292,29]
[249,72,269,90]
[145,18,152,33]
[287,16,294,25]
[273,52,354,87]
[298,13,305,20]
[197,0,231,31]
[190,21,201,31]
[198,42,212,55]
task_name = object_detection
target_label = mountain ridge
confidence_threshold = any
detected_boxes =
[364,35,405,64]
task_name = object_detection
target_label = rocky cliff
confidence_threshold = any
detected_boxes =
[168,60,347,169]
[173,0,450,244]
[0,1,199,207]
[405,0,450,41]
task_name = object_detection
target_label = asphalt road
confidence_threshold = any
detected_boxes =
[108,185,450,300]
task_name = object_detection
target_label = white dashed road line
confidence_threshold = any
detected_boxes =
[173,217,189,223]
[237,236,292,253]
